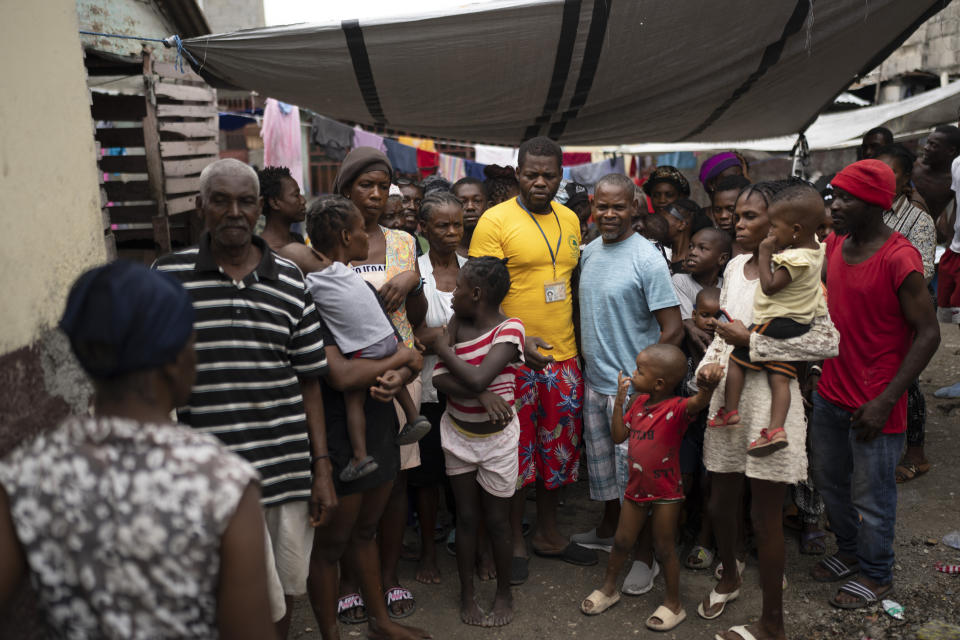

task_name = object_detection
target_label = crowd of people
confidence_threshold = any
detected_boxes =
[0,123,958,640]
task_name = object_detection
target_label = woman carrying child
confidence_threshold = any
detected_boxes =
[431,257,525,628]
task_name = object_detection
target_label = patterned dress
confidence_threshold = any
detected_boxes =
[0,416,258,639]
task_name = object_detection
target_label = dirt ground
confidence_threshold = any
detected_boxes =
[291,324,960,640]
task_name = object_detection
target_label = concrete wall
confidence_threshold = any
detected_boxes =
[198,0,265,32]
[869,4,960,81]
[76,0,180,63]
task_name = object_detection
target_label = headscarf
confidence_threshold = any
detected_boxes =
[830,159,896,210]
[642,166,691,197]
[333,146,393,195]
[699,152,742,186]
[556,181,589,209]
[60,260,195,379]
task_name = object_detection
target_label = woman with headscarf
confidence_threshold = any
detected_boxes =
[326,147,428,625]
[0,261,275,639]
[643,165,691,211]
[699,152,751,195]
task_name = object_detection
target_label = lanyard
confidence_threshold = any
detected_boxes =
[516,196,562,278]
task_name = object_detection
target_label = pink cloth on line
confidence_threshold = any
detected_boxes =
[352,127,387,154]
[261,98,303,189]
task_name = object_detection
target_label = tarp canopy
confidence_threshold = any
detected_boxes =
[182,0,950,146]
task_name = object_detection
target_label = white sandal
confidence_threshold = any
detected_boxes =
[581,589,620,615]
[714,624,760,640]
[697,585,740,620]
[645,604,687,631]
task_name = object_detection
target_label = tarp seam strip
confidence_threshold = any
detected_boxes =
[342,19,388,126]
[523,0,582,140]
[678,0,810,142]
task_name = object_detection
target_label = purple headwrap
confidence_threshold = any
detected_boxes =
[699,152,741,185]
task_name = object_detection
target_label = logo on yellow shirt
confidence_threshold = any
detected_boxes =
[567,234,579,257]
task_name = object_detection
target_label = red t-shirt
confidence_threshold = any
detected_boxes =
[818,232,922,434]
[623,394,690,504]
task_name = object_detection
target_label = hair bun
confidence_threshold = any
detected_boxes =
[484,164,515,179]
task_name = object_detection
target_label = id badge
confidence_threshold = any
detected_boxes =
[544,280,566,303]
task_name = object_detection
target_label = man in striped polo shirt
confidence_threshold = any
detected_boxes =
[154,159,335,637]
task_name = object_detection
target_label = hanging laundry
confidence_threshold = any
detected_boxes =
[474,144,518,167]
[417,149,439,177]
[568,156,626,190]
[464,160,486,180]
[438,154,467,182]
[310,115,353,161]
[656,151,697,169]
[398,136,437,152]
[384,139,419,175]
[562,152,592,167]
[262,98,303,189]
[353,126,387,153]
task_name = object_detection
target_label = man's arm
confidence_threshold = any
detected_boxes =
[653,306,683,347]
[937,199,956,244]
[851,271,940,441]
[299,377,336,526]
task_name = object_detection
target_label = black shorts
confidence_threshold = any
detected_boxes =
[729,318,810,379]
[407,398,447,487]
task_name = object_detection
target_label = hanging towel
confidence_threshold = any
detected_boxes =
[568,156,626,190]
[353,126,387,153]
[398,136,437,152]
[384,138,419,175]
[562,152,592,166]
[656,151,697,169]
[464,160,486,180]
[438,154,466,182]
[417,149,439,177]
[310,115,352,161]
[262,98,303,189]
[474,144,518,167]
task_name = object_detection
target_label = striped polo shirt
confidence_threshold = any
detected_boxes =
[154,233,328,505]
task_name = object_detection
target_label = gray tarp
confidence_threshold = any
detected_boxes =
[182,0,950,146]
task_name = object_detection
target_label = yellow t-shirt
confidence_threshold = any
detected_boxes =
[469,197,581,360]
[754,244,827,325]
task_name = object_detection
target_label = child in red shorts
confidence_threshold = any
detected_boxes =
[581,344,723,631]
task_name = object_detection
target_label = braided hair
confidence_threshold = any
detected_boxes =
[305,195,359,253]
[483,164,519,205]
[461,256,511,306]
[258,166,294,217]
[420,191,463,223]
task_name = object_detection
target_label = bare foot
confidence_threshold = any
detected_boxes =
[716,622,785,640]
[530,532,569,555]
[366,619,432,640]
[460,597,487,627]
[476,551,497,581]
[486,592,514,627]
[416,559,441,584]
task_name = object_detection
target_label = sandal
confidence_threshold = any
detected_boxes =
[336,593,367,624]
[708,407,740,428]
[339,456,378,482]
[800,529,827,555]
[715,624,761,640]
[384,586,416,619]
[697,585,740,620]
[646,604,687,631]
[581,589,620,615]
[829,579,891,609]
[686,545,715,569]
[747,427,788,457]
[812,554,860,582]
[895,461,931,483]
[396,415,431,445]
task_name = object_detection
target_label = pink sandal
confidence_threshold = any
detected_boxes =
[747,427,788,457]
[708,408,740,428]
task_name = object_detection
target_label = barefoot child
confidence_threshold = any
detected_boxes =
[709,180,827,456]
[431,256,525,628]
[304,196,430,482]
[581,345,722,632]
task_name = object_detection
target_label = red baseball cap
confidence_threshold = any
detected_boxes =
[830,159,896,210]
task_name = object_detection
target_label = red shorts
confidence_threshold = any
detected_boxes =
[515,357,584,490]
[938,248,960,323]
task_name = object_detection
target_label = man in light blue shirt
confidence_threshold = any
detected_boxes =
[573,173,682,591]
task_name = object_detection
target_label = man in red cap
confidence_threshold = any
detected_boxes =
[808,160,940,609]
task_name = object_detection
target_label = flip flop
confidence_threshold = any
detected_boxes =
[800,530,827,555]
[622,559,659,595]
[384,586,416,619]
[686,545,715,569]
[895,461,931,483]
[339,456,378,482]
[715,624,760,640]
[829,580,890,610]
[812,554,860,582]
[510,556,529,585]
[533,542,598,566]
[336,593,367,624]
[697,585,740,620]
[396,415,432,445]
[646,604,687,631]
[581,589,620,615]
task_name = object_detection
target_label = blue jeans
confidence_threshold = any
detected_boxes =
[809,392,904,584]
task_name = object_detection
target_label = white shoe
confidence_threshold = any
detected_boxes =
[622,559,660,595]
[570,528,614,553]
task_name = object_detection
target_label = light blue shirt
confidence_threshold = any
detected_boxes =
[579,233,679,395]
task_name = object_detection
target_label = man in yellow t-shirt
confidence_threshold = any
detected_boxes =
[470,136,595,579]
